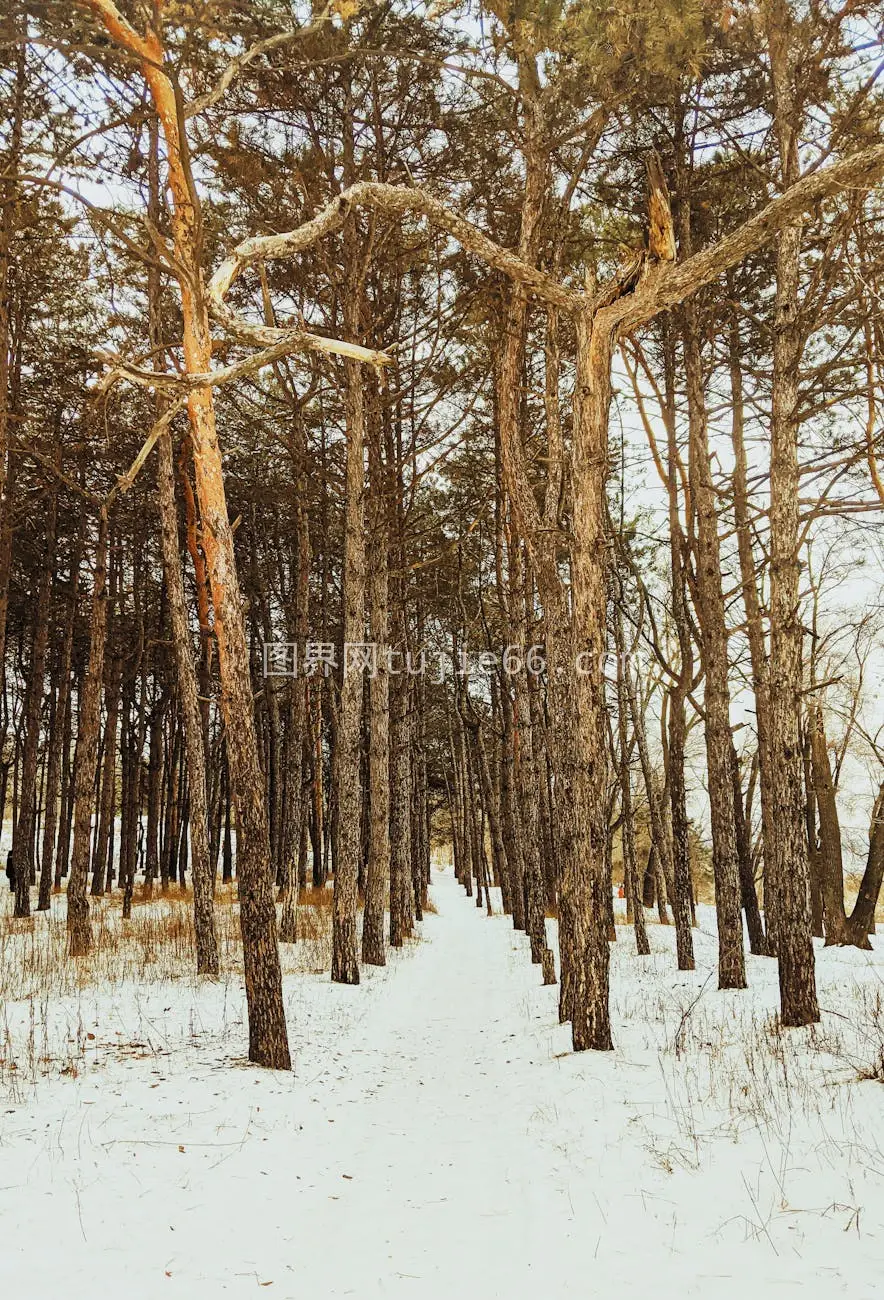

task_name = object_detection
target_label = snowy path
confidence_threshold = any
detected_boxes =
[2,868,883,1298]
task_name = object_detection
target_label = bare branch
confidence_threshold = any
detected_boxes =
[183,5,337,120]
[207,181,581,322]
[620,141,884,330]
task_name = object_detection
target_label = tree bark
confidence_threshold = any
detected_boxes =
[278,415,310,944]
[614,598,649,956]
[846,783,884,947]
[728,304,777,953]
[362,389,389,966]
[12,483,57,916]
[85,0,290,1065]
[331,117,367,981]
[808,704,849,945]
[40,519,84,909]
[682,302,745,989]
[764,0,820,1026]
[67,510,109,956]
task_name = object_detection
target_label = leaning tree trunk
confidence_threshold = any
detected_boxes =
[846,783,884,947]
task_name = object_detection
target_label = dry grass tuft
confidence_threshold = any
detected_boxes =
[0,887,334,1002]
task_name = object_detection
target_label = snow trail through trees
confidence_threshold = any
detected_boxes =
[2,869,883,1298]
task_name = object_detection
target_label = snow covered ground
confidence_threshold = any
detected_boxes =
[2,867,884,1298]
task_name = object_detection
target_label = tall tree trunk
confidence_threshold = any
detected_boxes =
[511,547,553,969]
[85,1,290,1065]
[279,414,310,944]
[54,659,77,888]
[808,704,849,945]
[148,113,218,974]
[558,308,614,1051]
[39,521,83,910]
[67,510,109,956]
[0,35,25,754]
[156,428,219,973]
[614,597,649,956]
[764,0,820,1026]
[728,303,777,954]
[802,731,825,938]
[91,651,121,897]
[388,393,412,946]
[362,391,389,966]
[730,740,768,955]
[12,484,57,916]
[662,331,697,968]
[331,311,366,984]
[682,298,745,989]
